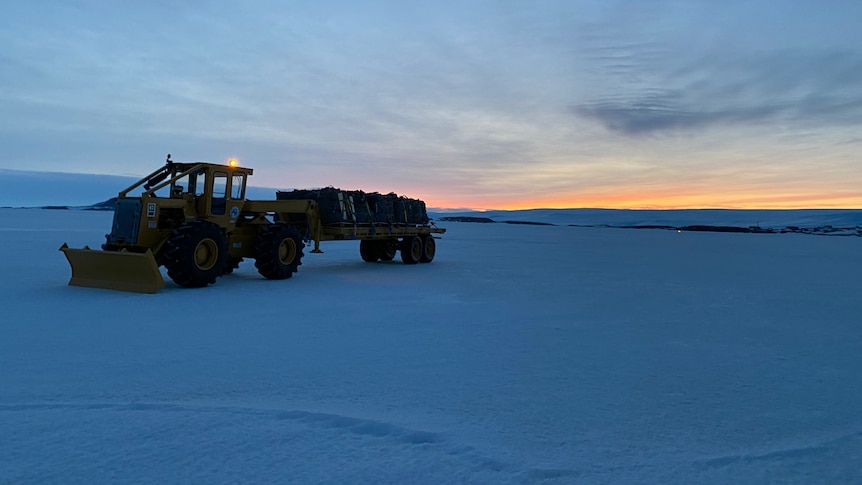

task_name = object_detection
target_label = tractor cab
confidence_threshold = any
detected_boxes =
[141,154,247,196]
[127,155,253,218]
[164,159,248,205]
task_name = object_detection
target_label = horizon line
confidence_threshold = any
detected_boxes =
[3,168,860,212]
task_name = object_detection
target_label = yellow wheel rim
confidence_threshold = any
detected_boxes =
[424,238,435,257]
[411,239,422,259]
[194,238,219,271]
[278,238,297,265]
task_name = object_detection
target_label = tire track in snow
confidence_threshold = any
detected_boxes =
[697,428,862,468]
[1,402,581,483]
[0,402,443,446]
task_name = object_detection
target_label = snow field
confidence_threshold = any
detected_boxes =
[1,209,861,483]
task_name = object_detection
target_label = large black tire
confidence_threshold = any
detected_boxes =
[379,240,397,261]
[400,236,422,265]
[255,223,304,279]
[359,240,380,262]
[163,220,228,288]
[420,235,436,263]
[359,240,398,262]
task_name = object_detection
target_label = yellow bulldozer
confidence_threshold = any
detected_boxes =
[61,155,445,293]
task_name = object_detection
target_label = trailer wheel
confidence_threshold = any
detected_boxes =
[164,220,228,288]
[420,236,436,263]
[379,240,397,261]
[255,223,304,279]
[359,240,380,262]
[401,236,422,265]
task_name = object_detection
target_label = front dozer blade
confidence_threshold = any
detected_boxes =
[60,243,165,294]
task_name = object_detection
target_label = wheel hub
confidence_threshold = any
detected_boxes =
[194,238,219,270]
[278,239,297,265]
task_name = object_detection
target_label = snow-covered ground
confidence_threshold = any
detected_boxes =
[2,208,861,483]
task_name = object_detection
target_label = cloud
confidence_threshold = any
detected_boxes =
[572,92,785,135]
[572,48,862,136]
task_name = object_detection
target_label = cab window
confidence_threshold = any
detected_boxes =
[212,172,227,215]
[171,176,188,196]
[231,174,245,199]
[193,171,206,197]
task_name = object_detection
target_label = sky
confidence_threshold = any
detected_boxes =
[1,0,860,209]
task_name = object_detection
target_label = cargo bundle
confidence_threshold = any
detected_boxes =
[276,188,429,226]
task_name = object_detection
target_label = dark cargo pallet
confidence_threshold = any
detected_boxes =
[277,188,429,226]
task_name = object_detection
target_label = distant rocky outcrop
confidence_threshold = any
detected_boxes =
[676,225,774,234]
[83,198,118,211]
[439,216,496,223]
[437,214,860,237]
[504,220,556,226]
[32,198,117,211]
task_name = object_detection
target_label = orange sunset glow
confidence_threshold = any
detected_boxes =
[426,191,862,211]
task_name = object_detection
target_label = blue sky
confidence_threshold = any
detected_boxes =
[2,0,860,208]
